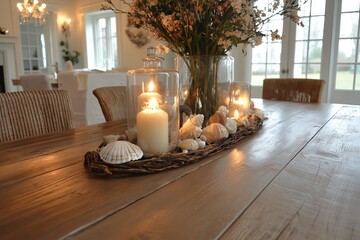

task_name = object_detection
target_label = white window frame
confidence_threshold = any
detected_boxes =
[86,11,118,71]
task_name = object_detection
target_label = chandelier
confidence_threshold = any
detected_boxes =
[17,0,47,24]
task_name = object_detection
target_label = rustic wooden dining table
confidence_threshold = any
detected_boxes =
[0,99,359,240]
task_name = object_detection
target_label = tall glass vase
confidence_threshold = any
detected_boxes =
[176,55,234,124]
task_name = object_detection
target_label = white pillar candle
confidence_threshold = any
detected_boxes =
[136,107,169,155]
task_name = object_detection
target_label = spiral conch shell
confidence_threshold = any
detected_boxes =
[179,114,204,140]
[201,123,229,144]
[207,106,227,126]
[100,141,143,164]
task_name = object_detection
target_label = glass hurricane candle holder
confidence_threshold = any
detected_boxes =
[228,81,251,119]
[126,47,179,156]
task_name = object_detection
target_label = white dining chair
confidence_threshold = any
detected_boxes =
[19,73,52,91]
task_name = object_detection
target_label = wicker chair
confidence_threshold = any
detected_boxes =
[262,78,325,103]
[93,86,127,122]
[0,90,74,143]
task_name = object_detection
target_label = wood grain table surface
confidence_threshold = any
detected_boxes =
[0,99,359,240]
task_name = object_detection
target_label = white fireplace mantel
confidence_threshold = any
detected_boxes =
[0,36,23,92]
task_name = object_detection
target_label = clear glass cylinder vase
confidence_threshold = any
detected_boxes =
[175,55,234,124]
[126,48,180,156]
[228,81,251,119]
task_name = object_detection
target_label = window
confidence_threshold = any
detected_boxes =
[251,1,283,86]
[86,12,118,70]
[335,0,360,90]
[294,0,326,79]
[20,23,48,73]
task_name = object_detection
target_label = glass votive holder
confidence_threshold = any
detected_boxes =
[228,81,251,119]
[126,47,179,156]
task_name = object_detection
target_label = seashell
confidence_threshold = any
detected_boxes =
[200,135,207,142]
[180,105,193,126]
[118,134,128,141]
[188,114,204,127]
[102,135,120,146]
[179,114,204,140]
[207,106,228,126]
[201,123,229,144]
[178,139,199,153]
[195,138,206,149]
[100,141,143,164]
[237,116,250,127]
[250,100,254,109]
[217,105,228,116]
[253,108,267,120]
[226,118,238,134]
[207,112,226,126]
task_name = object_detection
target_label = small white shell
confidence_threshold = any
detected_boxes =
[217,105,228,116]
[100,141,143,164]
[102,135,120,145]
[201,123,229,144]
[178,139,199,152]
[237,116,250,127]
[195,138,206,149]
[226,118,238,134]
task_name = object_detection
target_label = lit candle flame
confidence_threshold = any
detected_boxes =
[148,81,155,92]
[234,109,239,119]
[149,97,158,109]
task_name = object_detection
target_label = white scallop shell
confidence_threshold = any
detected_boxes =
[226,118,238,134]
[100,141,143,164]
[201,123,229,144]
[178,139,199,152]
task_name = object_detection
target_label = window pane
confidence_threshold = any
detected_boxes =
[308,40,322,63]
[296,17,309,40]
[294,64,306,78]
[338,39,357,63]
[98,18,106,38]
[111,17,116,37]
[29,34,37,46]
[358,40,360,63]
[307,64,321,78]
[342,0,360,12]
[339,13,359,38]
[251,64,265,86]
[252,44,267,63]
[335,65,354,90]
[309,16,324,39]
[299,0,311,15]
[294,41,308,63]
[268,42,281,63]
[267,64,280,76]
[311,0,326,15]
[356,65,360,90]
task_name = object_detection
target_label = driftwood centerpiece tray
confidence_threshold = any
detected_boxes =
[84,115,263,177]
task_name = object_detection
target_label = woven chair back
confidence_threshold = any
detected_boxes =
[93,86,127,122]
[0,90,74,143]
[262,78,325,103]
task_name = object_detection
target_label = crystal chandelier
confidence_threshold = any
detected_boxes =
[17,0,47,24]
